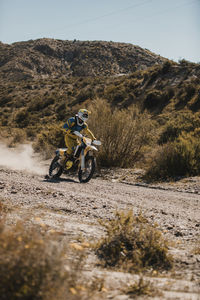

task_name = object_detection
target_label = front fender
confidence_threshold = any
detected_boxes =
[90,145,98,151]
[55,148,67,156]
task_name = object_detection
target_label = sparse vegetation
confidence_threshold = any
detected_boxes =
[193,242,200,255]
[33,124,65,158]
[7,128,27,147]
[145,132,200,181]
[0,38,200,299]
[158,110,200,144]
[1,38,200,179]
[0,220,65,300]
[95,210,173,272]
[1,201,174,300]
[0,205,105,300]
[123,277,160,298]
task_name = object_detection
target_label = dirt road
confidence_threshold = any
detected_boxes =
[0,166,200,299]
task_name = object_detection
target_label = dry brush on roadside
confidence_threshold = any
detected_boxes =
[94,210,173,272]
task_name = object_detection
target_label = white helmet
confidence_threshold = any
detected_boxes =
[77,109,90,123]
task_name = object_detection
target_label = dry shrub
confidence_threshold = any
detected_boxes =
[143,89,163,110]
[27,96,55,112]
[145,133,200,181]
[158,110,200,144]
[190,87,200,111]
[143,89,173,112]
[7,128,27,147]
[0,200,7,218]
[95,210,173,272]
[123,277,160,298]
[88,99,155,167]
[33,124,64,158]
[193,244,200,255]
[0,221,66,300]
[12,108,29,128]
[0,216,103,300]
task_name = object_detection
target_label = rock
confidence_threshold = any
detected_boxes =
[11,190,17,194]
[167,225,174,230]
[174,231,184,237]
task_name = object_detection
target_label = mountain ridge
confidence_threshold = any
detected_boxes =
[0,37,200,133]
[0,38,167,81]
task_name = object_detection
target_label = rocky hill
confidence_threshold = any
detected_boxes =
[0,38,167,81]
[0,38,200,166]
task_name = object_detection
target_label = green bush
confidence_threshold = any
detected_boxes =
[88,99,155,167]
[189,88,200,111]
[143,90,163,110]
[27,96,55,112]
[12,108,29,128]
[95,210,173,272]
[175,82,197,109]
[143,89,173,111]
[158,111,200,144]
[161,60,173,74]
[145,133,200,181]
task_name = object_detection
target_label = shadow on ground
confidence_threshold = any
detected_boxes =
[43,175,78,184]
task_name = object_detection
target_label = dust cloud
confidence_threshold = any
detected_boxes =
[0,143,46,175]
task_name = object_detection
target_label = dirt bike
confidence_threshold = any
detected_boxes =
[49,131,101,183]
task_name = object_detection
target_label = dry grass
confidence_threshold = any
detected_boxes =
[0,204,105,300]
[193,242,200,255]
[95,210,173,272]
[123,277,161,298]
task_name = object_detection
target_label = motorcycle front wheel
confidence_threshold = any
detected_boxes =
[49,156,63,178]
[78,156,95,183]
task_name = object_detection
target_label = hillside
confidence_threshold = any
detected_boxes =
[0,38,200,178]
[0,38,167,81]
[0,54,200,130]
[1,38,200,300]
[1,38,199,120]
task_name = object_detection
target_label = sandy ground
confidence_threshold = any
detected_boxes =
[0,165,200,300]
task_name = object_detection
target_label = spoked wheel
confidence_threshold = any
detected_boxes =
[49,156,63,178]
[78,156,95,183]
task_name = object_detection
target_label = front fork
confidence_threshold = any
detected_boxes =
[80,149,85,170]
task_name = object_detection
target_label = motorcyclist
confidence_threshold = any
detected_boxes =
[63,109,96,158]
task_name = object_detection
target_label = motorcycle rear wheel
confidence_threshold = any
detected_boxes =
[49,156,63,178]
[78,156,95,183]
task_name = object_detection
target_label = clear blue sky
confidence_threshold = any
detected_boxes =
[0,0,199,62]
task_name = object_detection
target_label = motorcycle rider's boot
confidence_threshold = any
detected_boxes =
[64,152,75,169]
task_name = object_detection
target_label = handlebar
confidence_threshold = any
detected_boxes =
[73,131,101,146]
[73,131,83,138]
[93,140,101,146]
